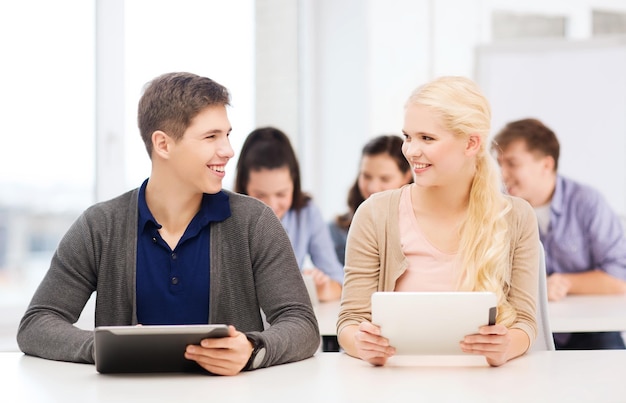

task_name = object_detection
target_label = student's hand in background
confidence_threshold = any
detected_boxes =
[184,325,253,376]
[547,273,572,301]
[303,267,330,286]
[303,268,342,301]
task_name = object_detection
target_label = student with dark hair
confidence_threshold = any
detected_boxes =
[235,127,343,301]
[329,135,413,265]
[17,72,320,375]
[492,118,626,350]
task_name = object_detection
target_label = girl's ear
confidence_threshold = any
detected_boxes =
[465,133,482,155]
[152,130,171,159]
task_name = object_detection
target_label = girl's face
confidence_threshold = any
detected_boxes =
[246,166,293,219]
[402,103,477,188]
[357,154,412,200]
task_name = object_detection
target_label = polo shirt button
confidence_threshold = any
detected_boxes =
[171,277,179,285]
[152,237,157,243]
[171,252,177,260]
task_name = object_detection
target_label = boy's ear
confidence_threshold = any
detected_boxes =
[152,130,171,159]
[466,133,482,155]
[543,155,556,172]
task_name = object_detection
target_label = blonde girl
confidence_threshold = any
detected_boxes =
[337,76,540,367]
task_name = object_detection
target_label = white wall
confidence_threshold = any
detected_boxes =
[94,0,626,219]
[121,0,256,194]
[255,0,626,220]
[476,36,626,216]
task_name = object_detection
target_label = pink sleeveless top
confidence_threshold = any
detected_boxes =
[395,187,459,291]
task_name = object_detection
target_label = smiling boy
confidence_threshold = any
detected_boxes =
[17,72,319,374]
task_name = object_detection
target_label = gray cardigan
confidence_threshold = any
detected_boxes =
[17,188,320,369]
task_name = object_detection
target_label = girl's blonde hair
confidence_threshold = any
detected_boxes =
[407,76,515,326]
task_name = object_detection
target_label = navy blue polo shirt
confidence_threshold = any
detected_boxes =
[135,179,231,325]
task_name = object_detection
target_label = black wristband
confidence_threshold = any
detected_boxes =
[244,334,266,371]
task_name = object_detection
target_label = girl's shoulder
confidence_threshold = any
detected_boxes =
[503,194,537,228]
[355,186,408,225]
[365,185,408,206]
[505,194,533,213]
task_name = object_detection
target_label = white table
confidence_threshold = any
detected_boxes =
[548,294,626,333]
[316,295,626,336]
[2,351,625,402]
[313,300,341,336]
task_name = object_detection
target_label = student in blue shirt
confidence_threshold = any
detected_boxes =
[492,118,626,349]
[17,72,320,374]
[234,127,344,302]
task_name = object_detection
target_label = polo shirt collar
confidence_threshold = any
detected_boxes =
[137,179,231,233]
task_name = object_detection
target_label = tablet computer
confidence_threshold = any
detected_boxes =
[371,291,497,355]
[94,324,230,374]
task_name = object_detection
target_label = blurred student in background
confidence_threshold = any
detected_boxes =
[329,135,413,265]
[337,76,539,367]
[492,118,626,350]
[235,127,343,301]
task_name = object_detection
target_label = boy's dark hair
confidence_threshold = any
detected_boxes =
[336,135,412,230]
[492,118,561,171]
[137,72,230,158]
[234,126,310,211]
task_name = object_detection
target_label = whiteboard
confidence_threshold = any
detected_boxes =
[475,36,626,217]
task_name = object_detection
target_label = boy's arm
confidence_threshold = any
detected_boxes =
[17,213,98,363]
[559,270,626,295]
[247,208,320,368]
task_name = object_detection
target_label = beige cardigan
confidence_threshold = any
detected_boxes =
[336,185,540,346]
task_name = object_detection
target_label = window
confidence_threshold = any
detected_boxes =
[123,0,255,191]
[593,9,626,35]
[492,11,566,41]
[0,0,254,351]
[0,0,95,350]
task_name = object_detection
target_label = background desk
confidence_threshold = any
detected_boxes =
[316,295,626,337]
[2,351,625,402]
[314,301,341,350]
[548,295,626,333]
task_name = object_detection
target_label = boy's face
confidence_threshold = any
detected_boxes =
[497,139,554,205]
[167,105,234,195]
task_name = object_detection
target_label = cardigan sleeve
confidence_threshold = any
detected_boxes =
[248,207,321,367]
[209,193,320,369]
[506,196,540,345]
[17,211,98,363]
[17,190,138,364]
[336,195,384,336]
